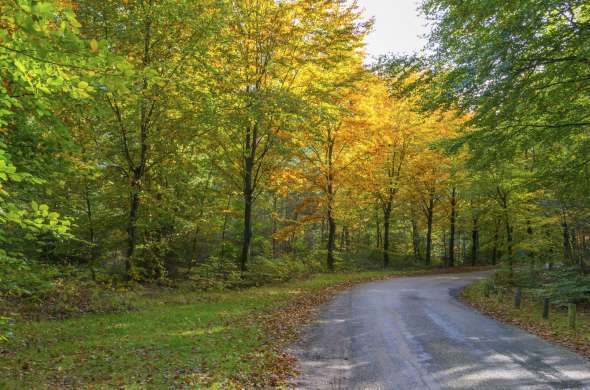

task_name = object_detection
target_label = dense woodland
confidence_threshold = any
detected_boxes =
[1,0,589,304]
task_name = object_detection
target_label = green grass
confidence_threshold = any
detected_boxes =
[462,280,590,358]
[1,270,411,389]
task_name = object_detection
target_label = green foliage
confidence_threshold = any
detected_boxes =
[490,267,590,306]
[541,268,590,305]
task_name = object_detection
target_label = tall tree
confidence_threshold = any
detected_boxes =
[75,0,223,278]
[207,0,368,272]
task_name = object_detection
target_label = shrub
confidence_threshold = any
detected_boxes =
[541,268,590,305]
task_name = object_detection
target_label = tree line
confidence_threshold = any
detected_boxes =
[1,0,588,295]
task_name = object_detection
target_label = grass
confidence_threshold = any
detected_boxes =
[1,267,489,389]
[0,270,401,389]
[462,279,590,359]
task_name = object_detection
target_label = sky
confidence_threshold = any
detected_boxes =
[354,0,429,61]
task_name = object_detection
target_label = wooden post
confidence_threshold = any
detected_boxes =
[484,284,491,298]
[568,303,577,329]
[542,298,550,320]
[514,288,522,309]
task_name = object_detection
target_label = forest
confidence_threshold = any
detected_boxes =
[1,0,589,388]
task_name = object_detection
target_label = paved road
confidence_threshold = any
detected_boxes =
[291,272,590,389]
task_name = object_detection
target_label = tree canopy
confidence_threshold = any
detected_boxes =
[0,0,588,302]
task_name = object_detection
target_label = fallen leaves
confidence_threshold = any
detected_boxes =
[461,283,590,360]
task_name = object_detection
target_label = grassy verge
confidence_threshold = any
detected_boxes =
[1,267,487,389]
[461,279,590,359]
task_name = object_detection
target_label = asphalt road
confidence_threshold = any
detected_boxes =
[291,272,590,390]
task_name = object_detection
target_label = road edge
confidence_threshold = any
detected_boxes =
[458,279,590,361]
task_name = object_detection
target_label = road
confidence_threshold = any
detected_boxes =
[290,272,590,389]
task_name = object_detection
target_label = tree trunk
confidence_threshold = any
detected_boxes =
[562,209,572,261]
[471,215,479,266]
[383,203,392,268]
[219,195,231,266]
[425,194,434,265]
[492,217,500,265]
[123,16,152,280]
[272,195,278,258]
[325,128,336,272]
[497,186,512,271]
[327,204,336,272]
[448,187,457,268]
[240,175,253,273]
[125,175,141,277]
[411,214,421,262]
[83,178,97,280]
[504,215,513,271]
[375,207,382,249]
[240,122,256,273]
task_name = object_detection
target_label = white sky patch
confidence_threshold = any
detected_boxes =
[354,0,430,61]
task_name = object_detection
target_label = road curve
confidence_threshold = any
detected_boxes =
[290,272,590,389]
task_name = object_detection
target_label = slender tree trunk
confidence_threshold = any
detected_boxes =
[219,195,231,272]
[83,178,97,280]
[492,217,500,265]
[448,187,457,268]
[497,187,512,272]
[461,231,467,265]
[411,214,421,262]
[562,208,572,261]
[325,129,336,272]
[123,15,152,280]
[327,203,336,272]
[125,175,141,276]
[443,230,448,260]
[471,215,479,266]
[272,195,278,258]
[383,203,392,268]
[240,117,258,273]
[505,215,513,271]
[375,207,382,249]
[425,194,434,265]
[188,231,198,273]
[240,177,253,273]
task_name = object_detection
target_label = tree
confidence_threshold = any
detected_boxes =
[206,0,369,272]
[75,0,223,278]
[0,0,97,292]
[360,78,421,267]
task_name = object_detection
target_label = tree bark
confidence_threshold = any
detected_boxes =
[411,212,421,262]
[561,208,573,261]
[325,127,336,271]
[125,174,141,277]
[327,203,336,272]
[383,202,392,268]
[240,145,254,272]
[491,217,500,265]
[272,195,278,257]
[471,215,479,266]
[83,178,97,280]
[424,192,435,265]
[219,195,231,270]
[448,187,457,267]
[375,207,381,249]
[496,186,513,271]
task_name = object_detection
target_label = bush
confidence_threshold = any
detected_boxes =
[541,268,590,305]
[491,267,542,289]
[0,264,134,320]
[0,257,58,298]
